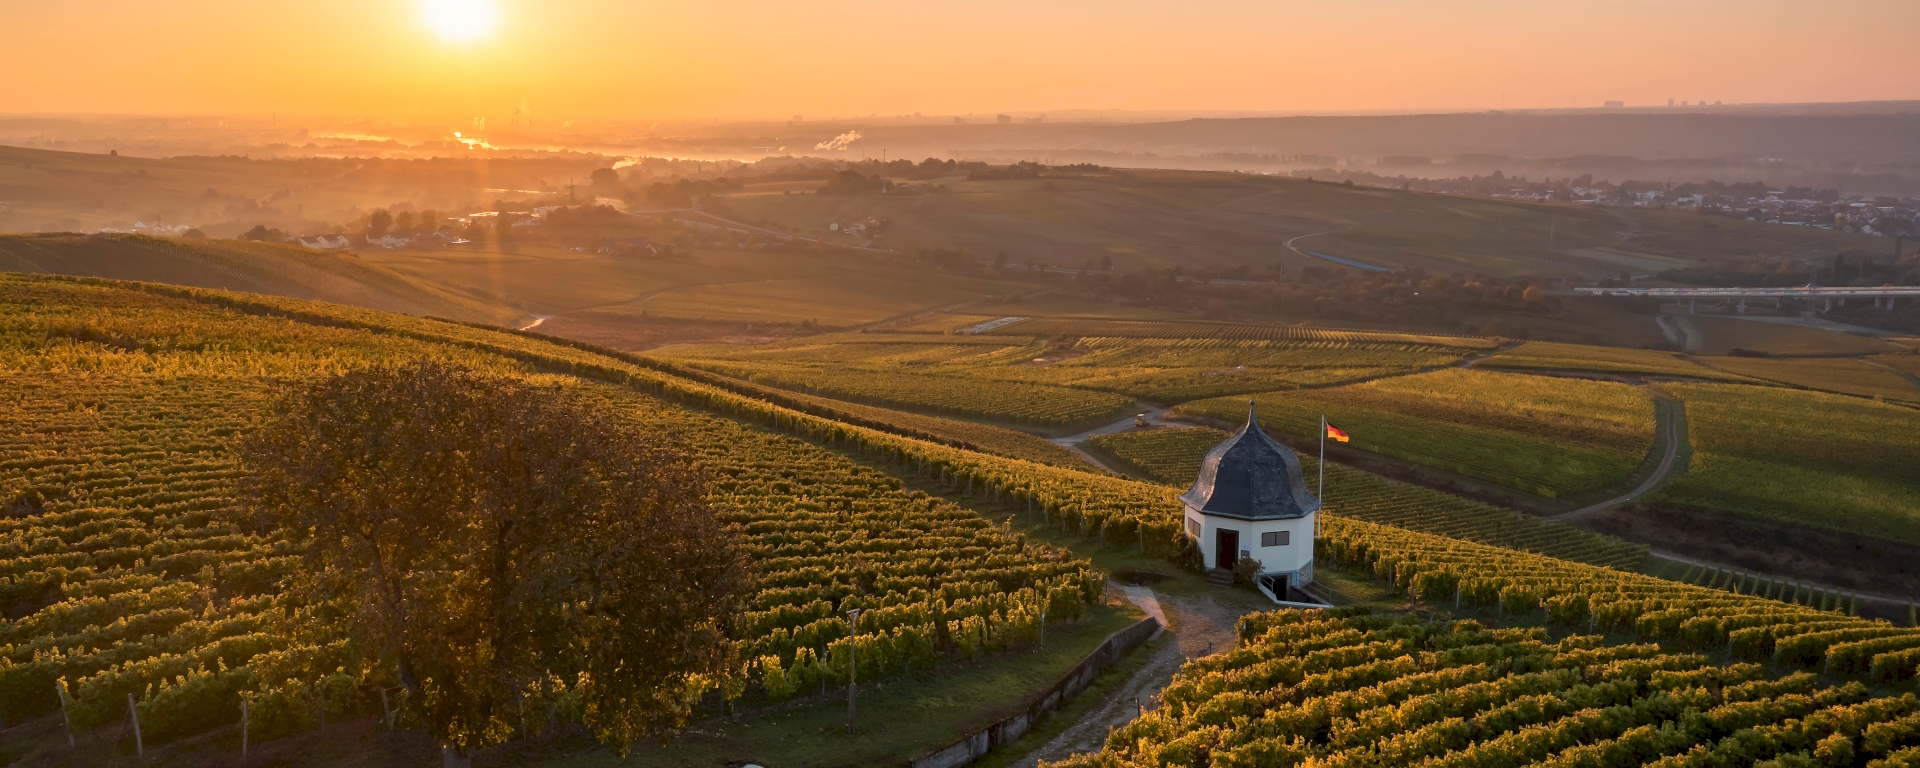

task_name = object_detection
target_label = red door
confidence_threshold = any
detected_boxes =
[1215,528,1238,570]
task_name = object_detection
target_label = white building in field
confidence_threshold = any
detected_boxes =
[1180,402,1322,603]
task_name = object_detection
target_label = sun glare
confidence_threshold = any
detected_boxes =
[420,0,501,43]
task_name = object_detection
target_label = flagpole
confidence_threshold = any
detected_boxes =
[1317,414,1325,540]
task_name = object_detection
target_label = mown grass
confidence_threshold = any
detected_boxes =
[1651,382,1920,546]
[1174,369,1657,498]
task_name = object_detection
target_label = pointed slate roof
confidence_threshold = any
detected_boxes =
[1179,401,1321,521]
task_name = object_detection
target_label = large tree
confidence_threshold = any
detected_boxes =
[237,361,749,762]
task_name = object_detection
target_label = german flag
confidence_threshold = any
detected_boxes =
[1325,422,1351,443]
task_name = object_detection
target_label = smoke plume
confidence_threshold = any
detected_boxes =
[813,131,862,151]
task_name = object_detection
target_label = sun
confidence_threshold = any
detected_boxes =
[420,0,501,43]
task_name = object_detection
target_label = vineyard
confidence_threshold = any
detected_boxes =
[1697,355,1920,404]
[0,274,1103,748]
[684,361,1140,429]
[1480,341,1745,381]
[10,271,1916,764]
[760,388,1106,472]
[1053,604,1920,768]
[1087,428,1649,569]
[965,316,1496,348]
[1651,383,1920,546]
[669,333,1469,406]
[1175,369,1658,498]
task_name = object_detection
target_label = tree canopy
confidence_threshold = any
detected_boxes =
[237,362,750,758]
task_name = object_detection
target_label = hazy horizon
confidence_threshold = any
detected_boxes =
[6,0,1917,121]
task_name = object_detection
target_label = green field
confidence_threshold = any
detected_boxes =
[1652,383,1920,546]
[1480,340,1745,380]
[687,361,1140,429]
[668,331,1473,407]
[744,387,1107,473]
[1696,355,1920,403]
[973,316,1495,348]
[1175,369,1658,498]
[1691,316,1907,356]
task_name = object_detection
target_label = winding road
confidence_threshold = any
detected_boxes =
[1047,403,1198,474]
[1009,584,1247,768]
[1554,388,1687,522]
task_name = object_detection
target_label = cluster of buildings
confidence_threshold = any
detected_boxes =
[1476,186,1917,237]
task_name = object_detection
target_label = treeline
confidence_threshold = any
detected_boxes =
[1053,265,1560,334]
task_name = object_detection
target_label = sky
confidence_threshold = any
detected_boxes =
[4,0,1917,121]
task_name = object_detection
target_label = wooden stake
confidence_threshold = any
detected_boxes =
[127,693,145,758]
[242,696,250,759]
[55,680,75,747]
[380,687,393,729]
[846,608,862,733]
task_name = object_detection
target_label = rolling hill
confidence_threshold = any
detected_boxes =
[0,233,519,325]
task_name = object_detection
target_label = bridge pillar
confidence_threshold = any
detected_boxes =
[1737,299,1746,314]
[1689,298,1696,315]
[1874,296,1883,309]
[1823,298,1833,312]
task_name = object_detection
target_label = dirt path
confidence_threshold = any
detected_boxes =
[1555,388,1686,522]
[1672,315,1703,352]
[1046,404,1198,474]
[1866,357,1920,390]
[1654,313,1712,352]
[1048,404,1191,446]
[1010,587,1250,768]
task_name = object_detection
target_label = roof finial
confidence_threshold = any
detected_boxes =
[1247,399,1257,430]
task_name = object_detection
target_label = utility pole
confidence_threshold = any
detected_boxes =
[846,608,862,733]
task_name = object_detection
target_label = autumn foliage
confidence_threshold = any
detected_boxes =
[237,361,750,756]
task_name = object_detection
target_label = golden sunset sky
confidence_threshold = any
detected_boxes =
[6,0,1916,119]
